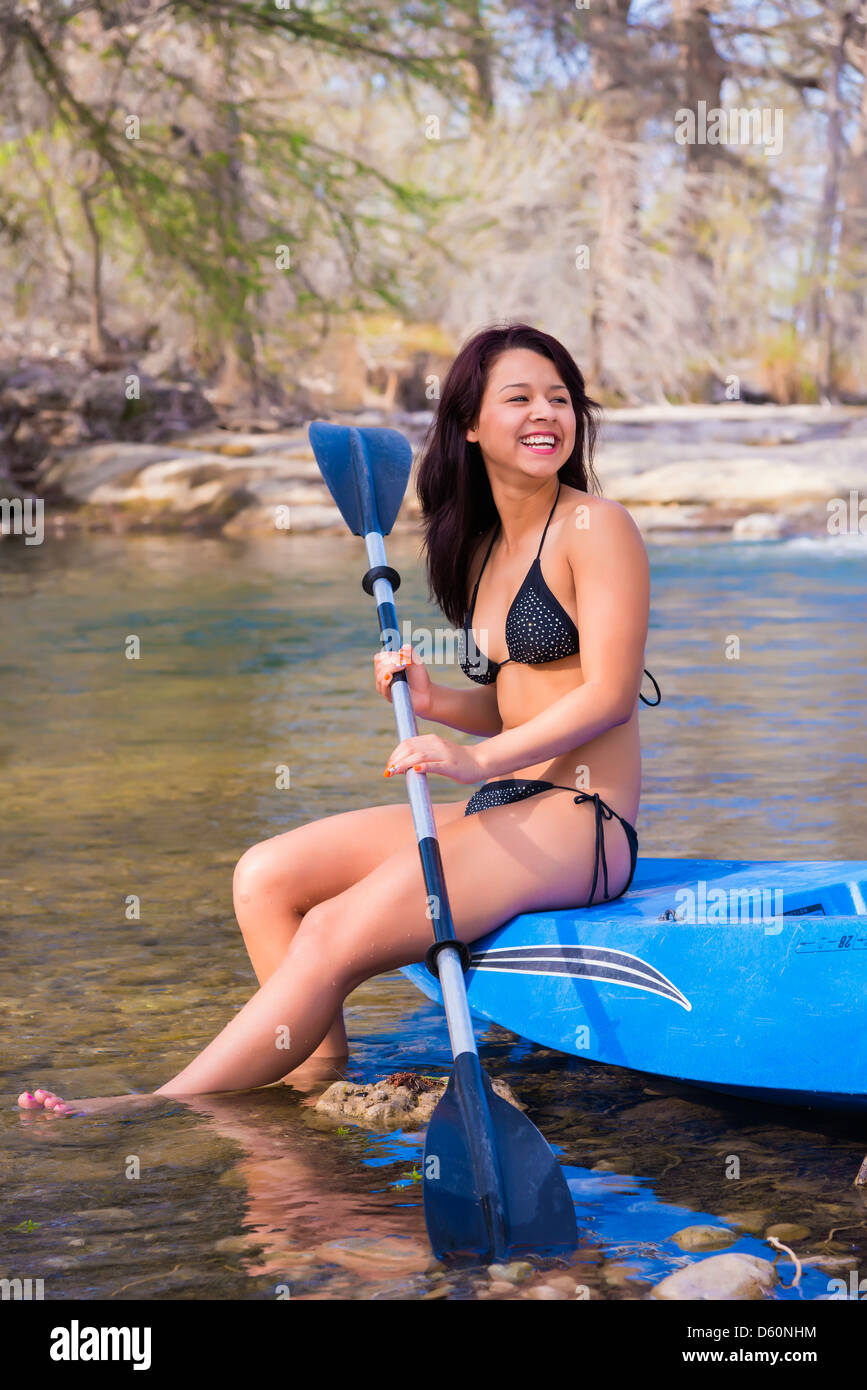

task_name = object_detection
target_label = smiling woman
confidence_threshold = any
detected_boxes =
[391,321,661,894]
[18,321,661,1117]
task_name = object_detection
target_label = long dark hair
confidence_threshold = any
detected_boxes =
[416,323,602,628]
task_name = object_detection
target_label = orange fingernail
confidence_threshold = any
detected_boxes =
[413,764,423,772]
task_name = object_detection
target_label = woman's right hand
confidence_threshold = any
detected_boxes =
[374,644,433,717]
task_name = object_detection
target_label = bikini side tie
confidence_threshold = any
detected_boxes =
[572,790,615,905]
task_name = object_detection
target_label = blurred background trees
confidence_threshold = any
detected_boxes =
[1,0,865,409]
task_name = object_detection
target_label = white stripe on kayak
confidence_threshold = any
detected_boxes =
[467,945,692,1011]
[848,880,867,915]
[466,960,692,1011]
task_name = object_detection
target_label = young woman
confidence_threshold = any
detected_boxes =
[19,323,659,1117]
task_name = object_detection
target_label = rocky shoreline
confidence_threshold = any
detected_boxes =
[3,374,866,542]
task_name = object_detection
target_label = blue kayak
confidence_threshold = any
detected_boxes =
[401,858,867,1111]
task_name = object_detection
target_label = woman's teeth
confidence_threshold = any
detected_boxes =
[520,435,557,452]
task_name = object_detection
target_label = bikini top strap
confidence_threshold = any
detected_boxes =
[536,479,562,557]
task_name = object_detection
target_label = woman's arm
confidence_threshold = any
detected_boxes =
[424,680,503,737]
[375,644,501,737]
[475,499,650,778]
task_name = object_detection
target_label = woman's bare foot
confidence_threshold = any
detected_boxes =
[279,1054,350,1092]
[17,1087,170,1118]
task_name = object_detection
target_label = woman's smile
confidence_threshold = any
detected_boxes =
[518,431,560,454]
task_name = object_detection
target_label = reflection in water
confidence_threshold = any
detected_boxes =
[1,532,866,1298]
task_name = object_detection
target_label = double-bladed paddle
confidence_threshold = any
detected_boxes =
[308,420,578,1264]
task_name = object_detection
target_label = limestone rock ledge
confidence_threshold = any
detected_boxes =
[7,402,866,541]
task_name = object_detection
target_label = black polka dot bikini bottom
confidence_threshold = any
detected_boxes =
[463,778,639,908]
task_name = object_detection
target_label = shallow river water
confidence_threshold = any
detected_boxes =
[2,528,866,1300]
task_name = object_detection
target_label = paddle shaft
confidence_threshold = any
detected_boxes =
[363,532,478,1060]
[307,421,577,1263]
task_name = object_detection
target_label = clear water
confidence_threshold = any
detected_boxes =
[2,531,865,1300]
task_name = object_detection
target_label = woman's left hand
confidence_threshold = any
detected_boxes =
[383,735,486,785]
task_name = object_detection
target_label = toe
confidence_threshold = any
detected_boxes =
[18,1091,41,1109]
[43,1095,65,1110]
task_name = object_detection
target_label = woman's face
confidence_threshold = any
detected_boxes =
[465,348,577,478]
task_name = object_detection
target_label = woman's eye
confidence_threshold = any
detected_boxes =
[509,395,569,403]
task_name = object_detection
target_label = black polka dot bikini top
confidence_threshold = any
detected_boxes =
[458,481,661,705]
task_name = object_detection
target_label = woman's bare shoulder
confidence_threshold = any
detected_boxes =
[558,486,644,544]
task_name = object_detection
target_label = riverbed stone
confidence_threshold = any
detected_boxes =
[313,1235,429,1276]
[717,1210,769,1236]
[487,1261,534,1284]
[652,1253,779,1300]
[671,1224,737,1252]
[214,1235,257,1254]
[544,1272,581,1293]
[603,1262,645,1286]
[801,1255,859,1272]
[71,1206,137,1223]
[669,1223,733,1256]
[313,1071,524,1130]
[765,1222,811,1243]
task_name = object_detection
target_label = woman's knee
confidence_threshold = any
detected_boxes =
[233,835,302,914]
[288,900,361,985]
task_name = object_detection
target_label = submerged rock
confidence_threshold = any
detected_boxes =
[652,1253,779,1300]
[314,1235,429,1276]
[487,1261,534,1284]
[765,1222,810,1243]
[717,1209,769,1236]
[671,1224,737,1252]
[313,1071,525,1131]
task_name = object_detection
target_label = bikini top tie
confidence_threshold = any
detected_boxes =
[458,481,661,706]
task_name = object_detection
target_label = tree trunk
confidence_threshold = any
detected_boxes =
[454,0,495,119]
[672,0,727,358]
[79,184,110,358]
[586,0,642,399]
[205,22,261,408]
[808,7,856,401]
[829,14,866,396]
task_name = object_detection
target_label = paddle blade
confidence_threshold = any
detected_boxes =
[308,422,413,537]
[423,1053,578,1264]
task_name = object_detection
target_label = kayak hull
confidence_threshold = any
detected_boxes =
[400,858,867,1112]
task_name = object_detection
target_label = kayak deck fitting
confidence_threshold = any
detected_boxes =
[401,858,867,1112]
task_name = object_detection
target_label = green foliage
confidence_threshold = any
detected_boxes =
[0,0,472,374]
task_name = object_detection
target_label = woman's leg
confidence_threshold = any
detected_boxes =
[232,798,468,1070]
[22,787,633,1113]
[153,788,633,1099]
